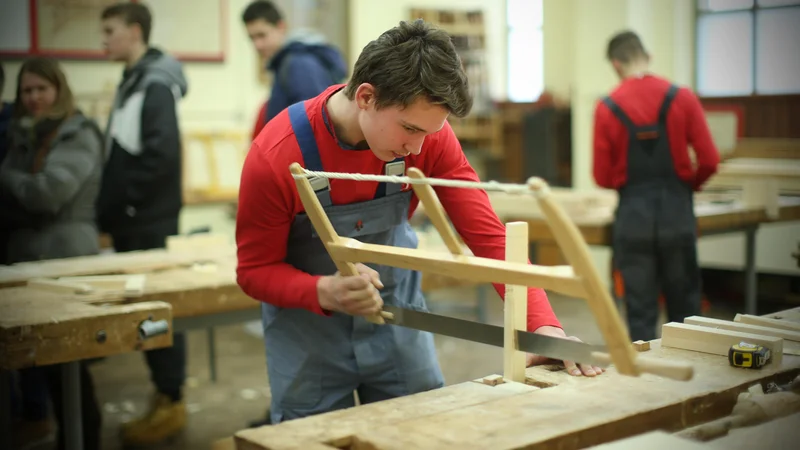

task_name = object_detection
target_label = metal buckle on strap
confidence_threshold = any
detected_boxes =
[385,160,406,176]
[308,175,330,192]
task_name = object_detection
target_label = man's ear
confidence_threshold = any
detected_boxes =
[355,83,376,110]
[277,20,287,33]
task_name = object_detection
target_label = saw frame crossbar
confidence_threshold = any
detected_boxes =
[288,162,694,382]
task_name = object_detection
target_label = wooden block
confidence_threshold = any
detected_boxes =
[685,316,800,343]
[27,277,93,294]
[58,274,147,297]
[123,274,146,297]
[735,314,800,333]
[661,322,784,366]
[482,374,505,386]
[632,340,650,352]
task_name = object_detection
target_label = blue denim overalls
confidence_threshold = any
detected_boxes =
[261,101,444,423]
[604,85,701,342]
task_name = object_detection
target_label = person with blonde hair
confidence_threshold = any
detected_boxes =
[0,56,104,450]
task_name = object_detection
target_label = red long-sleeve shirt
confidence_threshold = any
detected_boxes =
[236,85,561,332]
[593,75,720,191]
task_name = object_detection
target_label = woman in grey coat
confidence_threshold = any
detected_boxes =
[0,57,103,450]
[1,61,103,263]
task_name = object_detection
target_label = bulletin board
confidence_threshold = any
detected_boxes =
[703,104,745,159]
[0,0,227,62]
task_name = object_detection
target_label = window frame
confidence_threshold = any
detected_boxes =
[695,0,800,97]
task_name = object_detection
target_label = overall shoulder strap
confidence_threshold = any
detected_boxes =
[374,157,405,199]
[601,96,637,131]
[288,101,331,206]
[658,84,680,124]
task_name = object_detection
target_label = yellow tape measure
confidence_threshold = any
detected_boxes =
[728,341,771,369]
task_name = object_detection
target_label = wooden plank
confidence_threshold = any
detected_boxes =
[330,238,587,298]
[234,380,539,450]
[685,316,800,342]
[661,322,784,366]
[504,222,528,382]
[27,277,93,294]
[0,292,173,369]
[735,314,800,333]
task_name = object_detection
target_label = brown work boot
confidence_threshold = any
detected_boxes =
[120,393,186,447]
[12,418,54,450]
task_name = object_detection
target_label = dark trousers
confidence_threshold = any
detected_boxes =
[112,224,186,401]
[43,363,102,450]
[614,238,702,342]
[13,367,50,421]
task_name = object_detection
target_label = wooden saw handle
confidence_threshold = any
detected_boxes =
[592,352,694,381]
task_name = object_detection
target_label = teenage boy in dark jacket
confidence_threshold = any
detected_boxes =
[243,0,348,133]
[97,2,189,446]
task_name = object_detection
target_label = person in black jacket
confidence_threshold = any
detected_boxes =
[97,3,189,446]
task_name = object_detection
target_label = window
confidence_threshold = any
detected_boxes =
[507,0,544,102]
[696,0,800,96]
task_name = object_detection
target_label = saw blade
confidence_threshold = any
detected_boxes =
[382,304,608,365]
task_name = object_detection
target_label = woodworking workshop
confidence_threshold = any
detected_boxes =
[1,0,800,449]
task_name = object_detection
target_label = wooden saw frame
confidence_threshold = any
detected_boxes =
[289,163,694,382]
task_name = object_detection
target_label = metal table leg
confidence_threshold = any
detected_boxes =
[208,327,217,383]
[744,226,759,315]
[0,370,12,450]
[62,362,83,450]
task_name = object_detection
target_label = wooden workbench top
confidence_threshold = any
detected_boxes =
[0,255,253,319]
[0,289,173,370]
[233,309,800,450]
[0,248,253,370]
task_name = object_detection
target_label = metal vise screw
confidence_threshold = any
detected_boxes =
[138,319,170,340]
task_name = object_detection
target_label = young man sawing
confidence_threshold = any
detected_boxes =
[236,19,604,425]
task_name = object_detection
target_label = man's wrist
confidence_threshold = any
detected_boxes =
[532,325,566,336]
[316,276,337,312]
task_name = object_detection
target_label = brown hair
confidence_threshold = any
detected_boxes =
[606,30,648,64]
[101,2,152,44]
[14,57,75,120]
[343,19,472,118]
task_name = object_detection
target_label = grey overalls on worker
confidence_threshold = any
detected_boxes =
[260,101,444,424]
[603,85,702,342]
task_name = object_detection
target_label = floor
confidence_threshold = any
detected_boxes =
[22,285,744,450]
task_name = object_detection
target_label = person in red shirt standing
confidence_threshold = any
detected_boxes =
[237,19,603,424]
[593,31,720,342]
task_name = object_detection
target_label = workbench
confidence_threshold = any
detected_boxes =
[232,307,800,450]
[0,244,255,450]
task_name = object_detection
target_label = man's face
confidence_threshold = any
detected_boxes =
[354,84,450,163]
[246,19,286,61]
[101,17,139,61]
